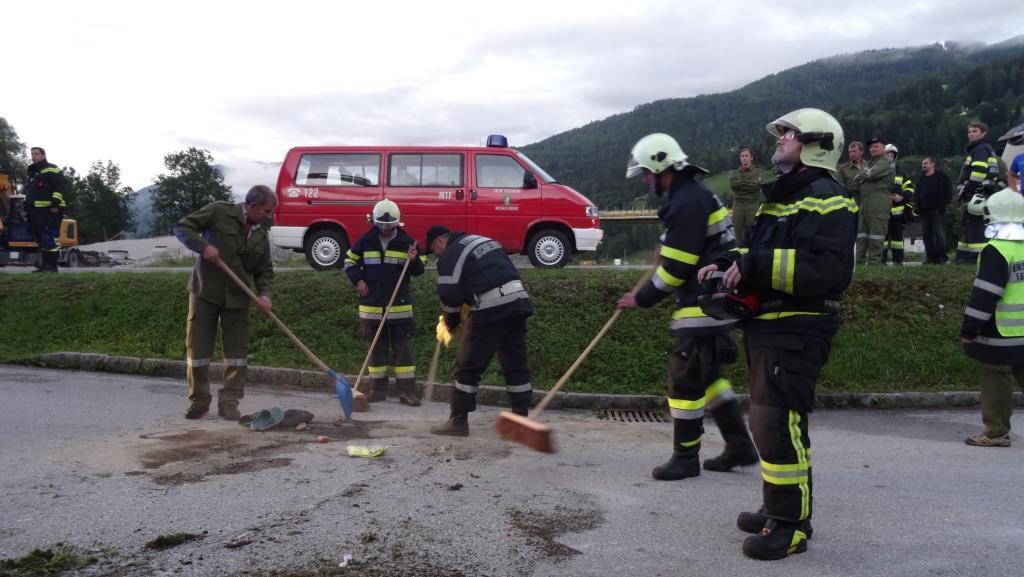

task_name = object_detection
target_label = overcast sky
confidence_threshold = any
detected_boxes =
[4,0,1020,195]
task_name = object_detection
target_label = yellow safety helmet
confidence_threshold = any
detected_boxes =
[626,133,705,178]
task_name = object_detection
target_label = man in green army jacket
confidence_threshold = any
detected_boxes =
[173,185,277,420]
[729,147,765,247]
[837,141,865,204]
[854,138,895,265]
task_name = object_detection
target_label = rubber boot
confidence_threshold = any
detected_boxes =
[366,380,388,403]
[430,413,469,437]
[652,420,700,480]
[185,401,209,419]
[742,518,809,561]
[511,402,529,417]
[43,251,59,272]
[737,506,813,539]
[703,399,759,472]
[218,402,241,421]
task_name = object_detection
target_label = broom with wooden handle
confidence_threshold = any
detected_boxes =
[494,269,655,453]
[215,260,367,417]
[352,253,414,400]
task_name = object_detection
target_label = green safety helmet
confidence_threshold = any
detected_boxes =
[372,199,402,225]
[626,133,705,178]
[984,188,1024,224]
[765,108,845,174]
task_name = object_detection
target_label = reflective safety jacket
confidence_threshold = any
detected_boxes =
[436,231,533,327]
[958,140,1000,201]
[891,169,914,218]
[715,168,858,333]
[635,170,737,337]
[961,239,1024,365]
[26,161,66,210]
[345,226,425,322]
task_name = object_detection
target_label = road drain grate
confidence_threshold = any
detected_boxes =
[596,409,670,423]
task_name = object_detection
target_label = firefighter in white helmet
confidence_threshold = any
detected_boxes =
[344,199,426,405]
[617,133,757,481]
[698,108,858,560]
[883,143,915,265]
[960,188,1024,447]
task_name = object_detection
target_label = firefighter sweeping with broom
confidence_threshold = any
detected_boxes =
[344,200,426,406]
[425,226,534,437]
[616,133,757,481]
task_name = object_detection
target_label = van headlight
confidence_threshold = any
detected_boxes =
[585,205,599,217]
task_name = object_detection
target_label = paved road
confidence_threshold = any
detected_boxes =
[1,366,1021,576]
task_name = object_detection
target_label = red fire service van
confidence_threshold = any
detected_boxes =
[271,135,603,269]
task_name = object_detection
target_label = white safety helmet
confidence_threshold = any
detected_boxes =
[884,144,899,159]
[966,193,988,216]
[372,199,402,226]
[626,133,705,178]
[984,188,1024,240]
[765,108,845,174]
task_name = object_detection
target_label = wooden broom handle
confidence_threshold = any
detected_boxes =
[216,260,330,373]
[353,252,414,391]
[530,268,656,417]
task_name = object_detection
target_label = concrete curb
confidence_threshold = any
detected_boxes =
[17,352,1024,411]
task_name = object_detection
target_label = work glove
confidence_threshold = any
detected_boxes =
[436,315,457,348]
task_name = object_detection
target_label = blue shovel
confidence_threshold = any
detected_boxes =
[217,261,362,418]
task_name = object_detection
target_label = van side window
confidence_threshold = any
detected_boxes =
[389,154,463,187]
[296,153,380,186]
[476,154,526,188]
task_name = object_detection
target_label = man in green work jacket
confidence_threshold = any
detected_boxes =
[854,137,895,265]
[173,185,276,420]
[729,147,765,247]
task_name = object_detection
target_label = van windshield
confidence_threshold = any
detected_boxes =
[516,152,558,184]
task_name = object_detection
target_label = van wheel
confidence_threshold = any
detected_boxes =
[305,230,348,270]
[527,229,570,268]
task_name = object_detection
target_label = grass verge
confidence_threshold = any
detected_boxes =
[0,265,977,394]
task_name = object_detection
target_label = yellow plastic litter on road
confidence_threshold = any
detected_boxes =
[346,445,387,458]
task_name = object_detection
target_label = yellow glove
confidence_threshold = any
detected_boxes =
[436,315,455,348]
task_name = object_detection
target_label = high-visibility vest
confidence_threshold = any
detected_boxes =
[989,239,1024,337]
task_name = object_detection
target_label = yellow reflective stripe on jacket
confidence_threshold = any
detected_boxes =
[40,167,61,174]
[771,249,796,294]
[670,306,704,320]
[384,250,408,260]
[655,265,686,288]
[660,244,699,265]
[751,311,827,320]
[757,195,858,218]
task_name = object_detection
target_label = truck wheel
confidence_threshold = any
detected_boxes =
[527,229,570,268]
[64,250,80,268]
[305,229,348,270]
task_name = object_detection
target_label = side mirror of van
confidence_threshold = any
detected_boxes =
[523,171,538,189]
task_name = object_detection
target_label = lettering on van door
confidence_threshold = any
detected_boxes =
[438,191,453,200]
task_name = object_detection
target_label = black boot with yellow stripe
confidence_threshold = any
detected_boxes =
[652,420,701,480]
[742,518,809,561]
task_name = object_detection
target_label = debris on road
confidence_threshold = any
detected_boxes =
[346,445,387,458]
[144,532,205,550]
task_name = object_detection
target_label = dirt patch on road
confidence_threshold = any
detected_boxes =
[135,421,388,486]
[507,500,604,560]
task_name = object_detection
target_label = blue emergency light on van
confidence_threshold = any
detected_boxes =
[486,134,508,148]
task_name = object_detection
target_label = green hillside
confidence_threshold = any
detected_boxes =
[521,38,1024,213]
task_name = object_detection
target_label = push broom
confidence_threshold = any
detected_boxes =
[216,260,366,418]
[351,253,414,402]
[495,269,655,453]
